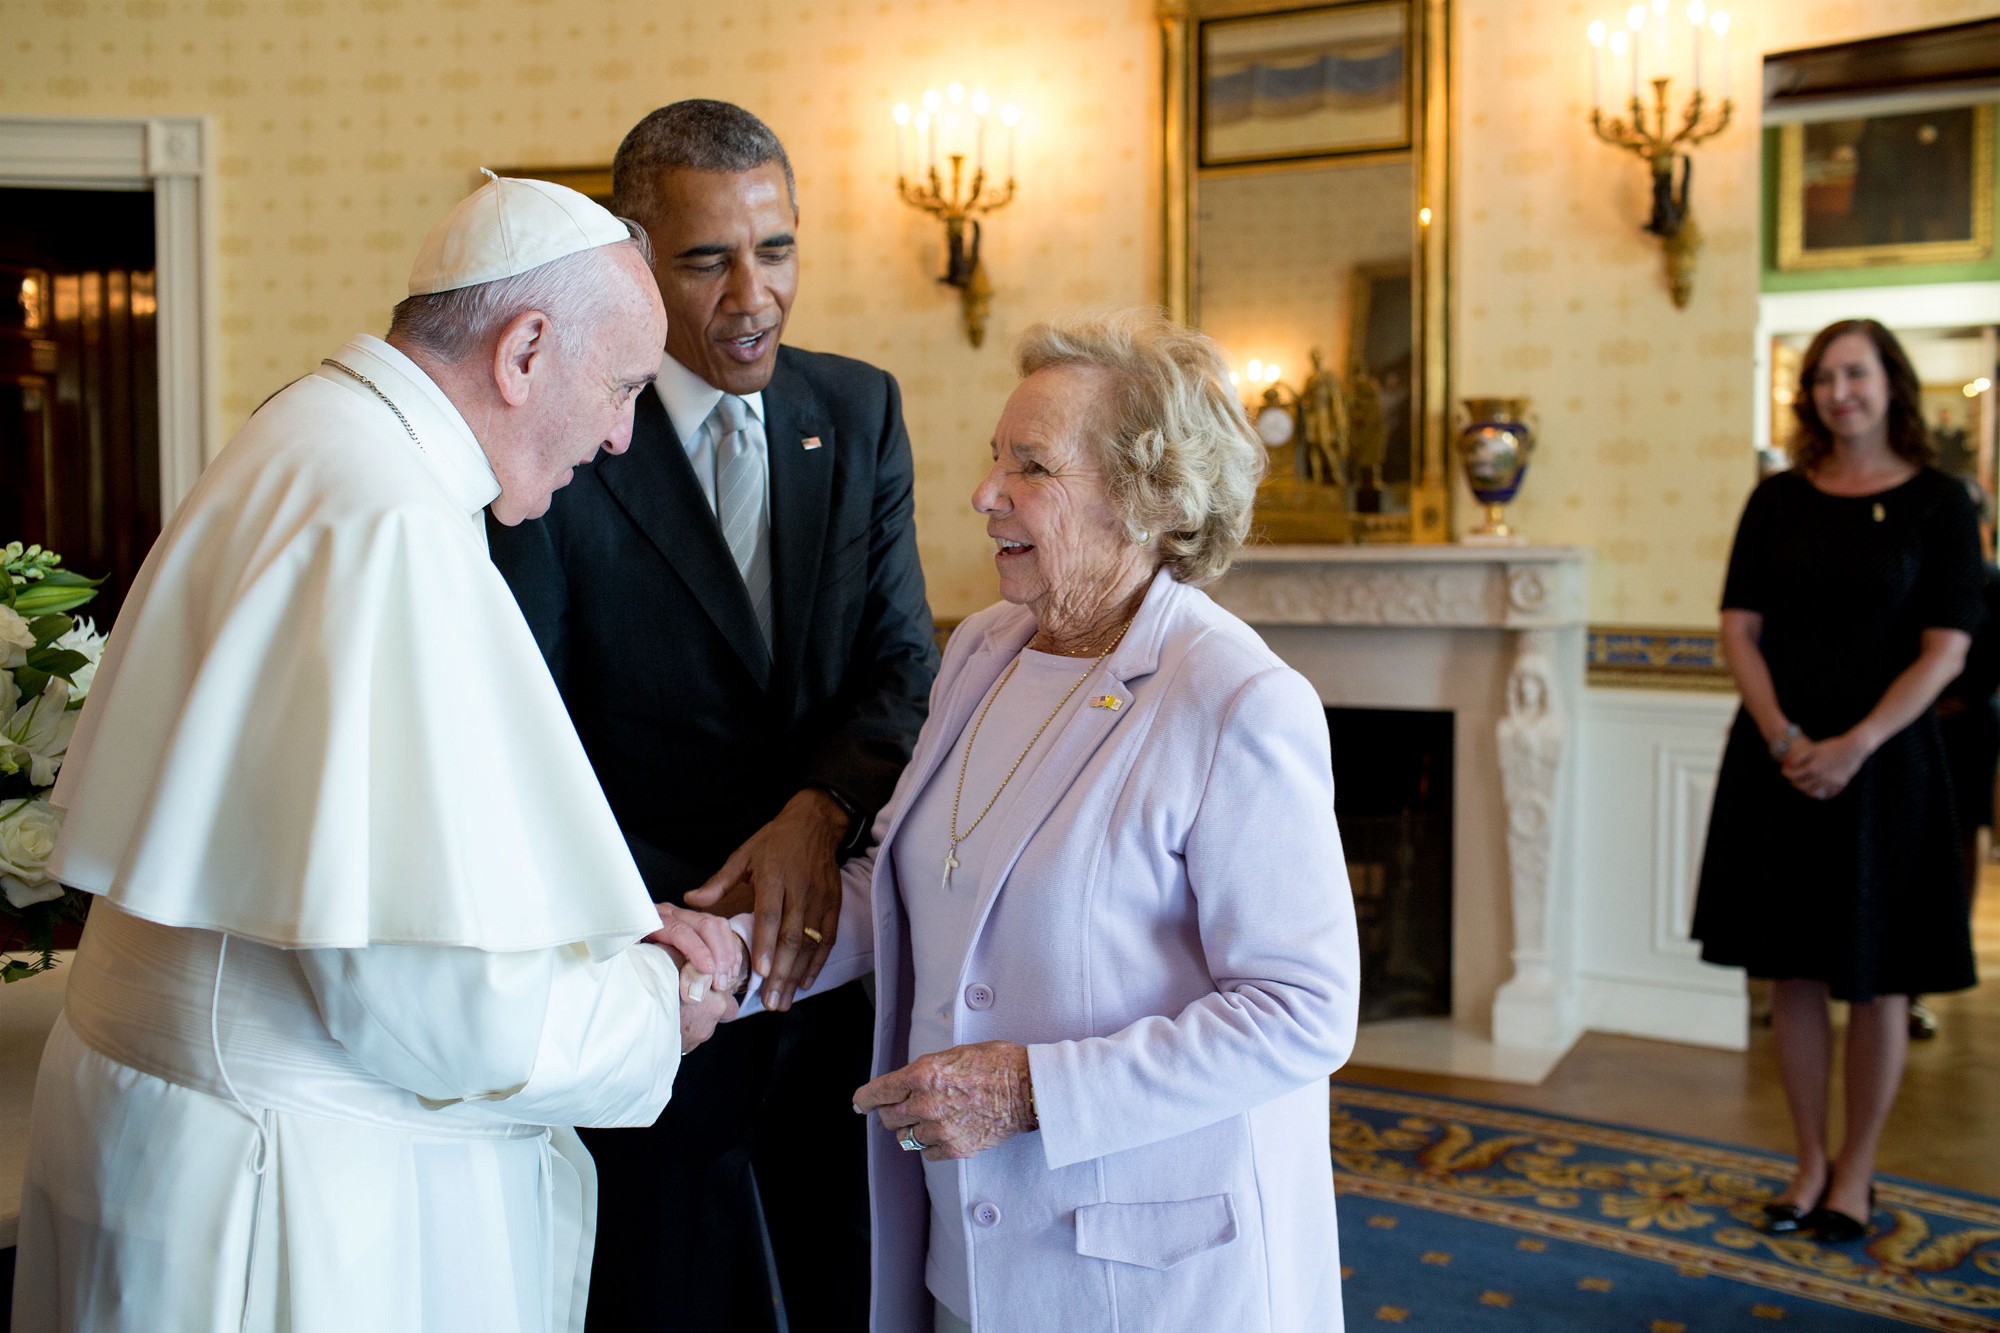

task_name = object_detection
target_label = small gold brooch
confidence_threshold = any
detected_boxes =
[1090,695,1123,711]
[1872,503,1886,522]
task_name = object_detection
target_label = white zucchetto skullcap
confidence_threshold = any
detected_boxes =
[408,169,630,296]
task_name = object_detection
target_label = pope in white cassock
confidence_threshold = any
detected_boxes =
[9,175,746,1333]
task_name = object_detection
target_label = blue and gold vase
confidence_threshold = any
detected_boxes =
[1456,396,1536,543]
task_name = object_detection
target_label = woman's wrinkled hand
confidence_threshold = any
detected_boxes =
[1780,731,1869,801]
[852,1041,1037,1162]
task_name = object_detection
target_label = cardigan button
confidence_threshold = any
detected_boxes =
[964,983,994,1011]
[972,1201,1002,1227]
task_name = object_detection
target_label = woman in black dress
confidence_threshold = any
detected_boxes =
[1692,319,1982,1243]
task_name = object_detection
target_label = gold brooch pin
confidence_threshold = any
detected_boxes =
[1872,502,1885,522]
[1090,695,1123,711]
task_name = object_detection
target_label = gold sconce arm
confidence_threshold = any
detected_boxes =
[1585,1,1735,308]
[892,91,1020,348]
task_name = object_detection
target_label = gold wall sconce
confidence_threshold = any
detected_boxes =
[892,84,1018,348]
[1587,2,1733,307]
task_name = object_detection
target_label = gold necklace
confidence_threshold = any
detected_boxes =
[941,614,1135,891]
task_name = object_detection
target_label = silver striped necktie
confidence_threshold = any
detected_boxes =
[710,393,773,649]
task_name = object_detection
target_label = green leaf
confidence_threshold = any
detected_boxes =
[32,570,100,589]
[24,647,87,681]
[10,665,49,698]
[28,614,73,649]
[1,950,57,983]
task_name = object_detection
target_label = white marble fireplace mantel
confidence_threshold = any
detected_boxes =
[1211,543,1590,1081]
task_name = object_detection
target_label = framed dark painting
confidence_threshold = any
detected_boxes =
[489,165,613,206]
[1776,105,1994,271]
[1198,0,1411,169]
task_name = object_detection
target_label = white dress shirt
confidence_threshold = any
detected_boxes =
[652,351,768,517]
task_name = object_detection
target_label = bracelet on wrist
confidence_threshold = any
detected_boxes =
[1768,722,1801,760]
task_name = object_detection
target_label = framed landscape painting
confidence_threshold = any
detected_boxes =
[1198,0,1411,169]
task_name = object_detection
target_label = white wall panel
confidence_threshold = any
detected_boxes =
[1575,687,1747,1049]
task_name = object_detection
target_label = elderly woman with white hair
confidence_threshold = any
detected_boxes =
[699,308,1361,1332]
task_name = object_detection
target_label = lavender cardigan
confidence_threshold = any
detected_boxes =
[792,569,1360,1332]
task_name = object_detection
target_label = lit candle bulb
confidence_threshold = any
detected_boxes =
[1001,103,1020,180]
[1247,358,1264,384]
[971,87,990,172]
[944,82,965,160]
[915,110,933,176]
[1609,30,1633,105]
[1264,363,1281,385]
[1587,20,1606,112]
[893,102,911,180]
[1710,10,1731,101]
[1687,0,1705,92]
[1626,6,1646,93]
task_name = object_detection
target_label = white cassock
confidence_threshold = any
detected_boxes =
[11,335,680,1333]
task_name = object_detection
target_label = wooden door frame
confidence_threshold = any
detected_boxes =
[0,116,213,516]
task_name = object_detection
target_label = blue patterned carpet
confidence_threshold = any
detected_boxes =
[1331,1084,2000,1330]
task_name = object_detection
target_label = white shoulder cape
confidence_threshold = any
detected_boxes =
[48,336,661,958]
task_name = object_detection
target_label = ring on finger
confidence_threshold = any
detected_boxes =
[898,1129,925,1152]
[803,926,825,945]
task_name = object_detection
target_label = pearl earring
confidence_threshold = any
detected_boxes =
[1134,530,1150,544]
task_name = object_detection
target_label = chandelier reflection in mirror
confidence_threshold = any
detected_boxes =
[892,85,1019,348]
[1586,1,1734,307]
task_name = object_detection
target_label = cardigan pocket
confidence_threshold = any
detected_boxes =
[1073,1194,1239,1270]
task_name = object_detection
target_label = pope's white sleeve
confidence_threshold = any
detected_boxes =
[295,939,683,1129]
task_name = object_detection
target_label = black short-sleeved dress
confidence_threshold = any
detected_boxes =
[1691,467,1983,1001]
[1937,560,2000,832]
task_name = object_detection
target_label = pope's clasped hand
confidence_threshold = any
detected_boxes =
[645,903,752,1053]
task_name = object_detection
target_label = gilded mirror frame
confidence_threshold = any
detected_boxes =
[1161,0,1452,543]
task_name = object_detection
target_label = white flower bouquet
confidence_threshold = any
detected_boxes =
[0,542,106,982]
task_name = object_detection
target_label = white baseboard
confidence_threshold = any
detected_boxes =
[1578,974,1748,1050]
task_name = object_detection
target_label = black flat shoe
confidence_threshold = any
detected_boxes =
[1808,1184,1877,1244]
[1760,1184,1827,1235]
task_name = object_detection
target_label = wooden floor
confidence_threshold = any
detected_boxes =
[1345,866,2000,1197]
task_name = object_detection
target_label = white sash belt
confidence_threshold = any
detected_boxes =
[62,901,542,1142]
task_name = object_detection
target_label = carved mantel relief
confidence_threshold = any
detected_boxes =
[1212,545,1589,1052]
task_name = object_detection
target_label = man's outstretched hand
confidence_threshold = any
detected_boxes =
[683,788,849,1011]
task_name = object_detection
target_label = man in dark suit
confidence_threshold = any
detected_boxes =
[488,100,936,1332]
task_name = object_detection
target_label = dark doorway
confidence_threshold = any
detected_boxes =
[1327,706,1453,1022]
[0,187,161,629]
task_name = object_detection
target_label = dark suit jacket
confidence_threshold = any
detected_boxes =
[488,344,938,902]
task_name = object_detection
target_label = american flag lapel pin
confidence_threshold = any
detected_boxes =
[801,435,823,451]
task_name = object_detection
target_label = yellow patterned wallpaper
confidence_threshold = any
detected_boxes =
[0,0,1161,620]
[9,0,2000,624]
[1455,0,2000,626]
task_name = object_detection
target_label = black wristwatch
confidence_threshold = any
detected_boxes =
[809,784,869,859]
